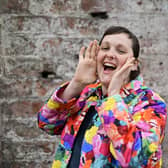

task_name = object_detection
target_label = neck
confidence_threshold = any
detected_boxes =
[102,84,108,97]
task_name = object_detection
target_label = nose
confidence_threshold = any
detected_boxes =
[105,49,116,59]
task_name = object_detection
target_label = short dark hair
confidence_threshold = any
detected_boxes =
[99,26,140,81]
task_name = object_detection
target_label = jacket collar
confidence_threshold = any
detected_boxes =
[84,75,144,100]
[123,75,144,91]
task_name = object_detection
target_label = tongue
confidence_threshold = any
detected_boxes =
[104,66,116,71]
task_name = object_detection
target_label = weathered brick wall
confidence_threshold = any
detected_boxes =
[0,0,168,167]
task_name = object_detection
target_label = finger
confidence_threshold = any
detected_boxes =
[85,41,93,59]
[125,57,138,71]
[96,45,100,56]
[94,41,100,59]
[79,46,85,62]
[121,61,134,72]
[126,57,135,64]
[117,61,134,76]
[117,64,132,86]
[122,57,135,68]
[90,40,97,60]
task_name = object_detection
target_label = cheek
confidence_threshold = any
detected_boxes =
[119,57,128,67]
[119,54,133,67]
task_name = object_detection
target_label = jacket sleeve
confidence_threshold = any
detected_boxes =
[97,90,167,167]
[38,82,80,135]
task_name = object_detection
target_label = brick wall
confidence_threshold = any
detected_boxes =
[0,0,168,167]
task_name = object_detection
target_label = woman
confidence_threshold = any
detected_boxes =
[38,26,167,168]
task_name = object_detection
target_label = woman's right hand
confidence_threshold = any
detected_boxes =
[59,40,99,101]
[73,40,99,86]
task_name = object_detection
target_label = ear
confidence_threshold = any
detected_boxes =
[131,59,138,71]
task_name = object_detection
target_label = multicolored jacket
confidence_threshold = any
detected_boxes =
[38,76,167,168]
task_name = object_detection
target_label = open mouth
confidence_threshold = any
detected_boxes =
[103,63,117,71]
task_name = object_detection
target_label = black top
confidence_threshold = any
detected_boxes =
[67,106,97,168]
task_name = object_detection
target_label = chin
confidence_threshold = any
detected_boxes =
[99,78,110,88]
[98,72,112,87]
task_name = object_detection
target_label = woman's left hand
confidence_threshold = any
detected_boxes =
[108,57,137,96]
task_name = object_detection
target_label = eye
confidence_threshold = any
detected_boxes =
[101,46,109,50]
[117,48,126,54]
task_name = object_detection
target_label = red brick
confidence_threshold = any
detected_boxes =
[1,139,56,161]
[64,17,99,36]
[1,100,43,118]
[3,16,52,33]
[50,0,79,13]
[0,0,29,14]
[1,161,53,168]
[40,38,62,56]
[2,119,40,139]
[0,78,33,99]
[32,101,43,113]
[35,79,58,97]
[3,101,32,117]
[81,0,107,12]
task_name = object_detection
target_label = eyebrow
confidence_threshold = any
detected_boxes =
[101,41,109,45]
[101,41,128,50]
[117,44,127,50]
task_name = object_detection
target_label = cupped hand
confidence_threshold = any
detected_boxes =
[60,40,99,101]
[73,40,99,86]
[108,57,138,96]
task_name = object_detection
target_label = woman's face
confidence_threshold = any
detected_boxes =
[97,33,134,88]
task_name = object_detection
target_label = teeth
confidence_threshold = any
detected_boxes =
[104,63,116,68]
